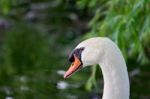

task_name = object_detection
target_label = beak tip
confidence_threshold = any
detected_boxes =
[64,75,66,78]
[64,73,68,79]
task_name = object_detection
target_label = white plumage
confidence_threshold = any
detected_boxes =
[65,37,130,99]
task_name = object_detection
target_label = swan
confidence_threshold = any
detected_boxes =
[64,37,130,99]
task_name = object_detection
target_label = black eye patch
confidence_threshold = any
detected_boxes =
[68,47,84,63]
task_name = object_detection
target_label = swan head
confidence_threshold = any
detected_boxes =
[64,37,106,78]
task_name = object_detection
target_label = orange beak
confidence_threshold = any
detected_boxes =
[64,54,82,78]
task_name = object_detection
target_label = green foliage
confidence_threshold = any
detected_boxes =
[4,23,49,74]
[77,0,105,9]
[85,65,97,91]
[141,32,150,60]
[85,0,150,63]
[0,23,53,98]
[0,0,12,14]
[0,0,87,98]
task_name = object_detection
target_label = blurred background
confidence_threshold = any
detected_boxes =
[0,0,150,99]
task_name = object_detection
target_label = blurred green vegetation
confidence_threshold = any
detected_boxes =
[0,0,150,99]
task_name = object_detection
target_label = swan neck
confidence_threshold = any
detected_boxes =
[99,55,129,99]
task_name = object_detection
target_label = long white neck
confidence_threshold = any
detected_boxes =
[99,42,130,99]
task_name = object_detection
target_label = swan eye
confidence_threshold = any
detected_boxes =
[68,47,84,63]
[68,53,74,63]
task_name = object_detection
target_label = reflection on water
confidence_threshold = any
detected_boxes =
[57,70,69,90]
[66,94,78,99]
[57,70,65,76]
[57,81,69,90]
[6,96,13,99]
[20,86,29,91]
[129,68,140,77]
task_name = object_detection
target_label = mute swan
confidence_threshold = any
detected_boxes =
[64,37,130,99]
